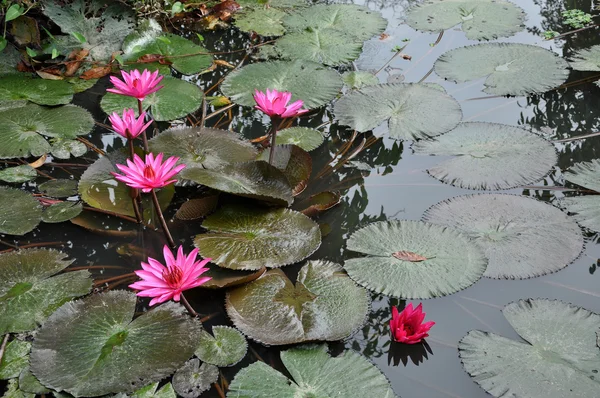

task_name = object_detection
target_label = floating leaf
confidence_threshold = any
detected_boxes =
[172,359,218,398]
[132,382,176,398]
[257,145,312,195]
[195,205,321,270]
[560,159,600,232]
[344,220,486,298]
[0,74,73,105]
[342,71,379,89]
[30,290,203,397]
[413,122,557,190]
[195,326,248,367]
[423,194,583,279]
[0,186,42,235]
[0,340,31,379]
[50,138,87,159]
[201,267,266,289]
[181,161,292,206]
[298,191,340,217]
[0,248,92,334]
[460,299,600,398]
[405,0,526,40]
[101,76,203,121]
[275,127,324,151]
[228,345,396,397]
[0,165,37,183]
[41,202,83,223]
[176,195,219,221]
[3,379,34,398]
[149,127,257,169]
[274,30,365,66]
[334,83,462,140]
[221,60,342,108]
[570,45,600,71]
[38,179,78,198]
[434,43,570,96]
[563,159,600,192]
[234,8,287,36]
[18,366,50,395]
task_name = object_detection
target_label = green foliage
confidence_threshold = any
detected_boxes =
[562,9,592,29]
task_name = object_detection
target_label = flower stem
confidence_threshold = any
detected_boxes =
[137,99,149,152]
[130,194,143,224]
[267,117,281,165]
[150,189,175,248]
[180,293,199,317]
[127,138,136,162]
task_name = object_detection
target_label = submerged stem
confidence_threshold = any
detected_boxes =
[180,293,198,317]
[267,117,281,165]
[138,100,149,152]
[150,189,175,248]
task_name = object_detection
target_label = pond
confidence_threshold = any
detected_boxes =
[1,0,600,397]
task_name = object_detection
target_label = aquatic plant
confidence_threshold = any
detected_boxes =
[389,303,435,344]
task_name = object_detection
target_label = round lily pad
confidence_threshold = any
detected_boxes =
[228,344,396,397]
[194,205,321,270]
[570,45,600,71]
[101,76,203,121]
[0,248,92,334]
[460,299,600,398]
[0,165,37,183]
[434,43,570,96]
[412,122,558,190]
[0,186,42,235]
[226,260,369,345]
[172,359,218,398]
[30,290,204,397]
[234,8,287,36]
[221,60,342,109]
[195,326,248,366]
[333,83,462,140]
[275,127,324,151]
[423,194,583,279]
[38,179,78,198]
[560,159,600,232]
[41,201,83,223]
[0,74,74,105]
[406,0,526,40]
[149,127,257,169]
[344,220,487,298]
[50,138,87,159]
[342,71,379,90]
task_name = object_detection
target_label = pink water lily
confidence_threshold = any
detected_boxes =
[129,245,212,306]
[109,108,153,140]
[390,303,435,344]
[253,88,309,119]
[111,153,185,193]
[107,69,164,101]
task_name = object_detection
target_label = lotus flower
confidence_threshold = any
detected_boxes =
[253,88,309,119]
[107,69,164,101]
[129,245,212,306]
[109,108,153,140]
[111,153,185,193]
[390,303,435,344]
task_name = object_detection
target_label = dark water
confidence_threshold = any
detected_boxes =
[4,0,600,397]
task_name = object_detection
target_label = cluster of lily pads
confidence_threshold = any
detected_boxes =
[2,0,600,397]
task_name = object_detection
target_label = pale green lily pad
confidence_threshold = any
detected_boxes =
[78,149,175,218]
[406,0,526,40]
[221,60,342,108]
[181,161,293,206]
[560,159,600,232]
[412,122,558,190]
[423,194,583,279]
[101,76,203,121]
[3,379,34,398]
[334,83,462,140]
[149,127,257,169]
[41,202,83,223]
[275,127,324,151]
[227,344,396,398]
[0,340,31,379]
[194,205,321,270]
[226,260,369,345]
[563,159,600,192]
[0,249,92,334]
[132,382,176,398]
[0,104,94,159]
[38,179,78,198]
[344,220,487,298]
[18,366,50,394]
[234,8,287,36]
[30,290,204,397]
[50,139,87,159]
[172,359,218,398]
[65,77,98,93]
[460,299,600,398]
[570,45,600,71]
[0,186,42,235]
[0,165,37,183]
[342,71,379,89]
[434,43,570,96]
[0,74,73,105]
[195,326,248,367]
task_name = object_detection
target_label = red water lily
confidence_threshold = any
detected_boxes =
[390,303,435,344]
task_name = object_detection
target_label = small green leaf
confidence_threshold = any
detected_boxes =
[156,36,171,44]
[0,37,7,52]
[114,54,124,66]
[5,4,24,22]
[25,47,37,58]
[51,48,59,59]
[196,33,204,41]
[71,32,86,44]
[171,1,185,15]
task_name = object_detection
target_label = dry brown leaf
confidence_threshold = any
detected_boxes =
[214,59,235,69]
[36,70,63,80]
[80,65,112,80]
[175,195,219,220]
[28,154,47,168]
[64,48,89,77]
[392,251,428,262]
[379,33,390,40]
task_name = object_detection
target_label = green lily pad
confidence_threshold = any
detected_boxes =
[226,260,369,345]
[227,344,396,397]
[41,202,83,223]
[132,382,176,398]
[460,299,600,398]
[257,145,312,195]
[30,290,204,397]
[194,205,321,270]
[0,186,42,236]
[149,127,257,169]
[221,60,342,109]
[234,8,287,36]
[423,194,583,279]
[0,74,73,106]
[50,139,87,159]
[344,220,487,298]
[172,359,218,398]
[38,179,78,198]
[175,194,219,221]
[0,104,94,159]
[195,326,248,367]
[0,165,37,183]
[18,366,50,395]
[412,122,558,190]
[181,161,293,206]
[406,0,526,40]
[200,267,266,289]
[275,127,324,151]
[3,379,34,398]
[560,159,600,232]
[434,43,570,96]
[342,71,379,90]
[65,77,98,93]
[0,47,21,74]
[0,248,92,334]
[101,76,203,121]
[570,45,600,71]
[0,340,31,379]
[334,83,462,140]
[78,149,175,218]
